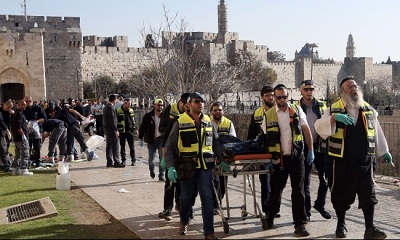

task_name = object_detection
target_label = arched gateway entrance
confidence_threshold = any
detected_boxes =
[1,83,24,102]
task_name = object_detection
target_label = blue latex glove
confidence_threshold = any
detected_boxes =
[382,152,393,166]
[219,161,230,172]
[138,139,144,147]
[334,113,354,125]
[306,151,315,166]
[168,167,177,183]
[160,157,166,171]
[22,135,28,143]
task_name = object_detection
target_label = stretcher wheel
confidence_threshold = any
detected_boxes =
[223,221,229,233]
[261,218,268,230]
[232,168,238,178]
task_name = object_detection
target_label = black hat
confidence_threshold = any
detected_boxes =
[188,92,204,102]
[123,98,131,102]
[340,75,354,87]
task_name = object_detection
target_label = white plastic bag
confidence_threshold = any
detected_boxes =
[27,120,41,139]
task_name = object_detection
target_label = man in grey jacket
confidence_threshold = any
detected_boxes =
[103,94,124,168]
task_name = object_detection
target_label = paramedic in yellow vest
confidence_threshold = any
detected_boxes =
[116,98,137,166]
[296,80,331,221]
[157,92,190,221]
[247,85,277,219]
[315,76,392,239]
[209,101,236,213]
[264,84,314,237]
[165,92,225,239]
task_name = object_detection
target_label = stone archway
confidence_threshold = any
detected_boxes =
[1,83,24,102]
[0,67,30,101]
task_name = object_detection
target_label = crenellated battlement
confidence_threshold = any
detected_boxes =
[0,15,80,32]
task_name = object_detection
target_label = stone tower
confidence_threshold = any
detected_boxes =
[346,33,355,58]
[216,0,228,44]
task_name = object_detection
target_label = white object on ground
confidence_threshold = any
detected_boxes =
[118,188,129,193]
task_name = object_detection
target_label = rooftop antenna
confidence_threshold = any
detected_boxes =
[21,0,27,20]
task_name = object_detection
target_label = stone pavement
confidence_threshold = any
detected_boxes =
[52,139,400,239]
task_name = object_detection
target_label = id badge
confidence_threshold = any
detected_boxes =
[206,135,212,146]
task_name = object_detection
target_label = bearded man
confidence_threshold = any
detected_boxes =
[315,76,393,239]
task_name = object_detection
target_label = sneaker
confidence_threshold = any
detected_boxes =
[158,209,172,221]
[74,155,79,160]
[178,222,188,235]
[150,171,155,178]
[314,205,332,219]
[85,149,94,161]
[335,223,347,238]
[364,226,387,239]
[12,167,21,176]
[43,157,55,164]
[294,224,310,237]
[21,168,34,176]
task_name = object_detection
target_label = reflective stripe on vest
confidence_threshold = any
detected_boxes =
[265,104,304,160]
[177,113,214,169]
[216,116,232,136]
[254,106,264,124]
[116,107,135,132]
[328,99,376,158]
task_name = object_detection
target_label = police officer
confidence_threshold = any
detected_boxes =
[315,76,392,239]
[52,105,92,162]
[116,98,137,166]
[296,80,331,221]
[23,96,47,167]
[41,118,67,163]
[265,84,313,237]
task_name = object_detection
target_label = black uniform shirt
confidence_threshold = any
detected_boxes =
[42,119,65,132]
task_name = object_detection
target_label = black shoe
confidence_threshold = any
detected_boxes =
[4,167,13,173]
[121,161,126,166]
[158,209,172,220]
[74,155,79,160]
[159,176,166,181]
[364,226,387,239]
[294,224,310,237]
[131,161,136,166]
[150,171,155,178]
[267,219,274,229]
[274,213,281,218]
[314,206,332,219]
[114,162,125,168]
[336,223,347,238]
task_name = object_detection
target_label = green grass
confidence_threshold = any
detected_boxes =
[0,169,138,239]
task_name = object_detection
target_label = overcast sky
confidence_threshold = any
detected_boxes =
[2,0,399,63]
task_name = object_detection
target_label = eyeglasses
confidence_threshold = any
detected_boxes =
[212,109,223,112]
[193,99,204,104]
[303,88,315,92]
[275,96,288,100]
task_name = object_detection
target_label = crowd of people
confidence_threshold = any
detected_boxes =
[0,75,394,239]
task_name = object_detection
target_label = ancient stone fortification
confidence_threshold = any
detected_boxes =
[1,0,400,102]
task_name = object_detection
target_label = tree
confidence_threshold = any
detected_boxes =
[267,51,286,61]
[90,74,117,100]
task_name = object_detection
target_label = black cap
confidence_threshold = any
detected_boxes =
[188,92,204,102]
[123,98,131,102]
[340,75,354,87]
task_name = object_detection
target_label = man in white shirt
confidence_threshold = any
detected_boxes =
[264,84,314,237]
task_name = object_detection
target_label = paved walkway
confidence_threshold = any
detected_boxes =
[58,139,400,239]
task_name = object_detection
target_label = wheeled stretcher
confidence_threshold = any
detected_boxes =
[213,153,272,233]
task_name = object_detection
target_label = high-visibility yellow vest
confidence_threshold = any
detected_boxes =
[265,104,304,161]
[214,116,232,136]
[328,99,376,158]
[116,107,135,133]
[296,98,328,152]
[169,103,180,119]
[254,106,265,125]
[177,113,215,169]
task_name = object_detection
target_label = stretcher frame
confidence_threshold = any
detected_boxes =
[213,153,272,233]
